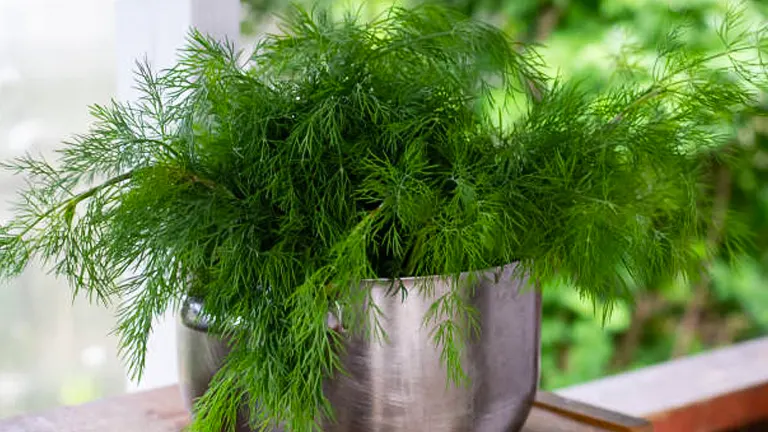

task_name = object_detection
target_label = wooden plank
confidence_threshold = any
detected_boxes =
[0,387,648,431]
[557,337,768,431]
[534,392,652,431]
[648,382,768,432]
[525,408,624,432]
[0,386,188,432]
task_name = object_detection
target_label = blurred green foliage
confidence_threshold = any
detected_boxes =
[242,0,768,389]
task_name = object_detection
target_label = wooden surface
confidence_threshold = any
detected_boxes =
[558,337,768,432]
[0,386,650,432]
[531,392,651,431]
[7,338,766,431]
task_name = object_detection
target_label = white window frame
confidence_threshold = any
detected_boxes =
[115,0,241,392]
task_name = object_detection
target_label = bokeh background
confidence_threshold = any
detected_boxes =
[0,0,124,418]
[0,0,766,418]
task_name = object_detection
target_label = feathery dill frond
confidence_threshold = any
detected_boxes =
[0,4,764,431]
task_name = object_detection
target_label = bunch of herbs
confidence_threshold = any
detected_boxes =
[0,4,766,431]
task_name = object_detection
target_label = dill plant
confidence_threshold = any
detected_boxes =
[0,4,765,431]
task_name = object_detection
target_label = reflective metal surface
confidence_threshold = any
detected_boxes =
[177,306,240,427]
[178,264,541,431]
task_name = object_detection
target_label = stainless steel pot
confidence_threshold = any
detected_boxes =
[177,264,541,431]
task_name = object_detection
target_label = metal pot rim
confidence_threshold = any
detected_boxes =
[181,262,523,332]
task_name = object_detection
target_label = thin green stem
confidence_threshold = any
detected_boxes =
[146,138,183,160]
[611,43,762,124]
[14,167,234,241]
[367,30,455,60]
[15,171,135,240]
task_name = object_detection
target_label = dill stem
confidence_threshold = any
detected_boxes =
[15,171,135,240]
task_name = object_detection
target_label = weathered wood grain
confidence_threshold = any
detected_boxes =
[533,392,652,431]
[0,387,649,432]
[0,386,189,432]
[558,337,768,432]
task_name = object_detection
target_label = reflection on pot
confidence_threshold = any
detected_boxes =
[178,264,541,432]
